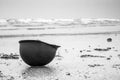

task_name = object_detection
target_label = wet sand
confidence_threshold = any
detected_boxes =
[0,32,120,80]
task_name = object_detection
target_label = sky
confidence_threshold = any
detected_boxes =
[0,0,120,19]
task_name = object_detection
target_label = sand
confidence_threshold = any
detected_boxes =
[0,26,120,80]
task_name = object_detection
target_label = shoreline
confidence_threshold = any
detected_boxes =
[0,24,120,80]
[0,31,120,38]
[0,32,120,80]
[0,26,120,38]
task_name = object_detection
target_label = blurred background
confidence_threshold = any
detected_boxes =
[0,0,120,19]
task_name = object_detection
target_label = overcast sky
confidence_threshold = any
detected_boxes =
[0,0,120,19]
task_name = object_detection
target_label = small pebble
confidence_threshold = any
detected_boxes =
[107,38,112,42]
[112,47,115,49]
[80,50,82,53]
[86,50,91,52]
[118,54,120,59]
[106,57,111,60]
[88,45,91,47]
[66,72,71,76]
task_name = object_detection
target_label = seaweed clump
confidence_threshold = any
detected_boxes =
[94,47,111,51]
[0,53,19,59]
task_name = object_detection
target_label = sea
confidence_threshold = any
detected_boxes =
[0,18,120,54]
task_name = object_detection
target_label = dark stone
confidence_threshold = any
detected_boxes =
[106,57,111,60]
[66,72,71,76]
[107,38,112,42]
[80,50,82,53]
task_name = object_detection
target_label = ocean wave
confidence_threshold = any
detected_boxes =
[0,19,8,27]
[0,18,120,27]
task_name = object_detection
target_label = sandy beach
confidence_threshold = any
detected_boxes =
[0,33,120,80]
[0,19,120,80]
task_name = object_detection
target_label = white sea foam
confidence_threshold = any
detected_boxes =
[0,19,8,27]
[0,18,120,27]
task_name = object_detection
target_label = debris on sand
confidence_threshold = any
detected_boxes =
[0,71,15,80]
[88,64,104,67]
[84,74,91,79]
[112,64,120,69]
[66,72,71,76]
[80,49,92,53]
[107,38,112,42]
[106,57,111,60]
[80,50,83,53]
[106,55,112,60]
[94,47,111,51]
[86,50,91,52]
[117,54,120,59]
[0,53,19,59]
[80,54,105,58]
